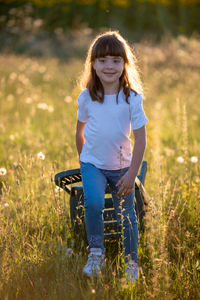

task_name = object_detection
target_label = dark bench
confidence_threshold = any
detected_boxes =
[54,161,149,240]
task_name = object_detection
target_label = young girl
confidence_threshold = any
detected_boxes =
[76,31,148,282]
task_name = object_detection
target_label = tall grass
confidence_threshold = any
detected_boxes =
[0,35,199,299]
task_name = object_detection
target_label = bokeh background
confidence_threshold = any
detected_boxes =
[0,0,200,58]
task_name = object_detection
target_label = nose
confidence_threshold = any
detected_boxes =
[105,60,114,69]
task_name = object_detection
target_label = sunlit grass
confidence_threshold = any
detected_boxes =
[0,35,200,299]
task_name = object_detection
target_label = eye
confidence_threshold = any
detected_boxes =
[113,58,122,63]
[99,58,105,63]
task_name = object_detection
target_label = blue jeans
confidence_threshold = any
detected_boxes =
[80,162,139,263]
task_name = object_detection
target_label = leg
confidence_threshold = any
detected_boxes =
[105,169,139,263]
[80,162,107,251]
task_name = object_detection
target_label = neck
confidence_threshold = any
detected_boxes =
[102,81,120,95]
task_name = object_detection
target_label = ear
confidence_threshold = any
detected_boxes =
[92,61,96,71]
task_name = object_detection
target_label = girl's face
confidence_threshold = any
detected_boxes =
[93,55,124,91]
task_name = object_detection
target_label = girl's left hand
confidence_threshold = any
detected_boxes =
[116,170,135,197]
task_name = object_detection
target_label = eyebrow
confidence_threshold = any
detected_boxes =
[98,56,123,59]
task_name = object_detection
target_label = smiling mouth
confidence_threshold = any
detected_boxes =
[103,72,115,75]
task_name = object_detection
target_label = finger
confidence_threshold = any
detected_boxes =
[116,178,123,187]
[117,187,127,196]
[117,188,123,196]
[118,187,132,197]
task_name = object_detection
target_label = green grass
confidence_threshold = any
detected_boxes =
[0,35,200,299]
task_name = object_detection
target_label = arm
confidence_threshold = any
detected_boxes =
[116,125,147,196]
[76,120,86,158]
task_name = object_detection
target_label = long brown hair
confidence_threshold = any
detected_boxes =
[80,30,143,103]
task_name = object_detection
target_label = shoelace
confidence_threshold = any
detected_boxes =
[87,252,103,266]
[126,262,137,271]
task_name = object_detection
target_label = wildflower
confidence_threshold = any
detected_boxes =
[37,152,45,160]
[37,102,49,110]
[64,96,72,103]
[37,103,54,112]
[190,156,198,163]
[18,74,29,85]
[9,134,15,141]
[177,156,184,163]
[91,289,96,294]
[0,168,7,175]
[4,203,9,208]
[25,97,33,104]
[33,19,43,28]
[48,105,54,113]
[9,72,17,80]
[65,248,74,257]
[55,186,63,193]
[155,102,162,110]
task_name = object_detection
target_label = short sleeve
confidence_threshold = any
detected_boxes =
[130,93,148,130]
[77,90,89,122]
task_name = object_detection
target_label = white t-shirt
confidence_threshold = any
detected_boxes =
[78,89,148,170]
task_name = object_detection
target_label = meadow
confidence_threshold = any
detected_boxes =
[0,34,200,299]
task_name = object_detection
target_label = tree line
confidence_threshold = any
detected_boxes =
[0,0,200,38]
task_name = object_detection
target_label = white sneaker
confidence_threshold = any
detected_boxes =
[125,260,140,283]
[83,248,105,277]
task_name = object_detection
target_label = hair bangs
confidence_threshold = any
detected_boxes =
[91,35,127,62]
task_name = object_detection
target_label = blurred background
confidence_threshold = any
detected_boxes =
[0,0,200,58]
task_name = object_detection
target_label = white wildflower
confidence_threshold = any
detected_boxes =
[25,97,33,104]
[37,152,45,160]
[4,203,9,208]
[64,96,72,103]
[37,102,49,110]
[9,72,17,81]
[155,102,162,110]
[0,167,7,175]
[190,156,198,163]
[37,103,53,112]
[48,105,54,113]
[18,74,29,85]
[177,156,184,163]
[9,134,15,141]
[55,186,63,193]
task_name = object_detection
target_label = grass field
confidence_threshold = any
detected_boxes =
[0,35,200,299]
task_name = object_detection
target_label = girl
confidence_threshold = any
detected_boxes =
[76,31,148,282]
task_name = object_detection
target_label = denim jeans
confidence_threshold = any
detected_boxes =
[80,162,139,263]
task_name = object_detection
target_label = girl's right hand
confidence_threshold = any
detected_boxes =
[116,170,135,197]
